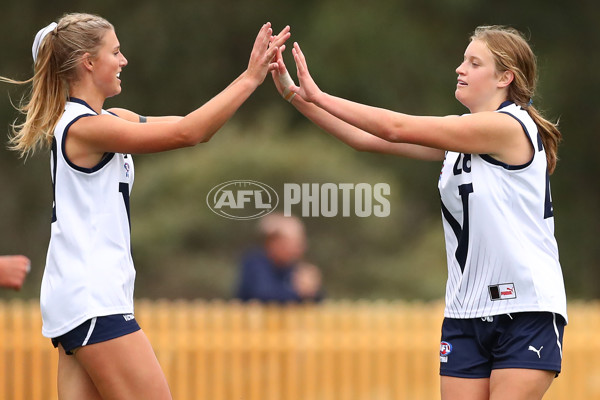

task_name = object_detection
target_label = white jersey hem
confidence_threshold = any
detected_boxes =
[42,305,134,338]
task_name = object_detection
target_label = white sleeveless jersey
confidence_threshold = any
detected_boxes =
[41,98,136,338]
[438,101,567,322]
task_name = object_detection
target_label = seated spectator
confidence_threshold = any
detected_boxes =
[236,213,323,303]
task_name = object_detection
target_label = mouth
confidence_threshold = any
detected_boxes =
[457,79,467,86]
[117,72,121,79]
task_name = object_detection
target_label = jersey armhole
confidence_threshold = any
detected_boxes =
[480,111,535,171]
[61,114,115,174]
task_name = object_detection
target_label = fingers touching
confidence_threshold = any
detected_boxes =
[253,24,321,102]
[248,23,292,84]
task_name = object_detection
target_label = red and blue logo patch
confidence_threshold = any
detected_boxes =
[440,341,452,356]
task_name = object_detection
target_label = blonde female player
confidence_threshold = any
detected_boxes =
[1,12,289,400]
[273,26,566,400]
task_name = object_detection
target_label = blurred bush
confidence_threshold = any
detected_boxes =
[1,0,598,299]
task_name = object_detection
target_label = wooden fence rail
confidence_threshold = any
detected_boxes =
[0,299,598,400]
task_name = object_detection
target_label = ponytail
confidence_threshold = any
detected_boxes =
[1,13,113,159]
[1,35,68,158]
[528,105,561,174]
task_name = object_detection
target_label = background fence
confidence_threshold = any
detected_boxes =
[0,299,598,400]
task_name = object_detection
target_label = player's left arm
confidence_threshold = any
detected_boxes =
[108,107,183,123]
[291,42,529,163]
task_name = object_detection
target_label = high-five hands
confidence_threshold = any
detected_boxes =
[270,29,324,105]
[289,42,323,103]
[271,45,296,102]
[246,23,291,86]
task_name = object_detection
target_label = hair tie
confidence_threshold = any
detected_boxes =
[32,22,58,63]
[527,98,533,107]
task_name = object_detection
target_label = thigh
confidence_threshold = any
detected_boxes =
[57,344,103,400]
[441,376,489,400]
[490,368,555,400]
[74,329,172,400]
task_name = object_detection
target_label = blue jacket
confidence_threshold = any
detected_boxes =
[235,248,323,303]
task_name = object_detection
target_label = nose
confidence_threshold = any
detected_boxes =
[120,53,128,67]
[456,61,465,76]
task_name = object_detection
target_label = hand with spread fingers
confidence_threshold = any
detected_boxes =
[289,42,324,104]
[246,23,290,86]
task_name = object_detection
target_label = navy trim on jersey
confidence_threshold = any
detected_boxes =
[68,97,97,114]
[537,133,544,151]
[51,138,58,223]
[61,114,115,174]
[479,102,535,171]
[497,100,513,110]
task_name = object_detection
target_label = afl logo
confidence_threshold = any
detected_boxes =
[206,180,279,220]
[440,341,452,356]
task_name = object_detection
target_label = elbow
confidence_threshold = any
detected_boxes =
[176,123,212,147]
[351,141,372,153]
[379,114,406,143]
[198,134,212,144]
[179,131,198,147]
[381,124,404,143]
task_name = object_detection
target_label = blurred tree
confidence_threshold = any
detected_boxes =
[0,0,598,300]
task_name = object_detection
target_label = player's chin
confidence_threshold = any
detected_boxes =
[454,90,468,107]
[107,86,122,99]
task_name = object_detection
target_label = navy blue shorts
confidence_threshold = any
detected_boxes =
[51,314,141,355]
[439,312,565,378]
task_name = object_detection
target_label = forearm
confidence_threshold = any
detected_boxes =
[147,116,183,122]
[293,95,444,160]
[107,108,182,123]
[313,92,404,143]
[178,72,258,144]
[292,96,374,150]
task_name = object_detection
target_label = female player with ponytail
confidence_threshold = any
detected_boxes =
[274,26,566,400]
[2,12,289,400]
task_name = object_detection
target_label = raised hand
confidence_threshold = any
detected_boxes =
[290,42,323,103]
[246,23,290,86]
[271,25,291,55]
[271,45,297,102]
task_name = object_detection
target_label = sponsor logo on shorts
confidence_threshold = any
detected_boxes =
[488,283,517,301]
[440,341,452,363]
[528,345,543,358]
[123,314,135,322]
